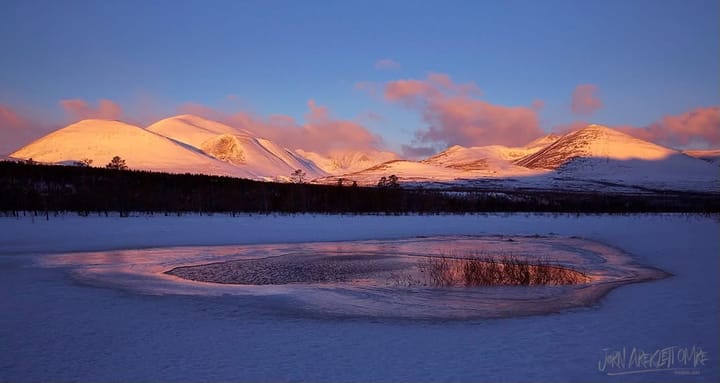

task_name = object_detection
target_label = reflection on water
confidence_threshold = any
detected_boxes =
[39,236,669,319]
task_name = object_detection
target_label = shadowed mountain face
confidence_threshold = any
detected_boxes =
[683,149,720,165]
[200,134,246,165]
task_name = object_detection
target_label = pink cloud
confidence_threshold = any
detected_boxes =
[531,99,546,110]
[618,106,720,148]
[382,73,543,147]
[179,100,386,155]
[570,84,603,116]
[59,99,123,121]
[0,105,28,129]
[0,105,55,154]
[374,59,401,70]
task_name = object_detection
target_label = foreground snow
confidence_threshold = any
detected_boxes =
[0,214,717,381]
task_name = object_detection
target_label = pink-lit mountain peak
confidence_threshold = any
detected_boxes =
[515,124,675,169]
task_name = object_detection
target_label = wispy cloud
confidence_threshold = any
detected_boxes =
[618,106,720,148]
[179,100,387,155]
[59,99,123,121]
[400,144,436,159]
[554,106,720,149]
[380,73,543,148]
[0,105,55,154]
[374,58,401,71]
[570,84,602,116]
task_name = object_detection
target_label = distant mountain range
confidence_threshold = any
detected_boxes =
[8,116,719,193]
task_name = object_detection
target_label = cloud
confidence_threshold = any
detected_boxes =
[382,73,543,147]
[179,100,387,155]
[552,106,719,149]
[0,105,27,129]
[374,59,401,71]
[0,105,54,154]
[570,84,602,116]
[400,144,436,159]
[531,99,546,110]
[355,81,381,97]
[618,106,720,148]
[59,99,123,121]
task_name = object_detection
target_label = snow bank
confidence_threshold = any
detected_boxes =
[0,214,717,382]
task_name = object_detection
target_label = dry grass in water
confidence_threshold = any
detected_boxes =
[417,252,588,287]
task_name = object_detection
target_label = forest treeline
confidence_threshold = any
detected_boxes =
[0,161,717,214]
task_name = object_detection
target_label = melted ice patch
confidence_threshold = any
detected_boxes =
[39,236,668,319]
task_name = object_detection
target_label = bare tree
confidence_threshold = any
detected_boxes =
[106,156,128,170]
[290,169,306,183]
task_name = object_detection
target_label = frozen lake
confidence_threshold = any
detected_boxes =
[0,213,717,381]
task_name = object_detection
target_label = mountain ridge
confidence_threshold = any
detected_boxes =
[8,118,718,193]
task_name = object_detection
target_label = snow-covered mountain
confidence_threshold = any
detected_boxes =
[420,134,559,173]
[295,149,398,175]
[504,125,719,192]
[524,134,561,151]
[8,119,718,193]
[319,125,718,193]
[147,115,325,180]
[10,116,325,181]
[683,149,720,165]
[514,125,673,169]
[9,119,250,177]
[316,133,562,186]
[147,114,250,148]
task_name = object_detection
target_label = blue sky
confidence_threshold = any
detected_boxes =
[1,0,717,153]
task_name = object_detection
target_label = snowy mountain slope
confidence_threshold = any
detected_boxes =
[515,125,674,169]
[10,119,252,177]
[146,114,248,148]
[546,155,718,193]
[422,145,532,171]
[316,159,545,187]
[683,149,720,164]
[295,149,398,175]
[421,133,560,173]
[318,160,472,186]
[199,134,326,180]
[524,134,560,151]
[8,118,717,192]
[147,115,325,180]
[319,134,560,186]
[319,125,717,193]
[501,125,717,192]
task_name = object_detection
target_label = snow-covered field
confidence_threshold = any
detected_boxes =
[0,213,717,382]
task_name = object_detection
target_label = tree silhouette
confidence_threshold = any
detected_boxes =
[290,169,306,183]
[74,158,93,167]
[377,176,387,187]
[106,156,128,170]
[388,174,400,188]
[378,175,400,188]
